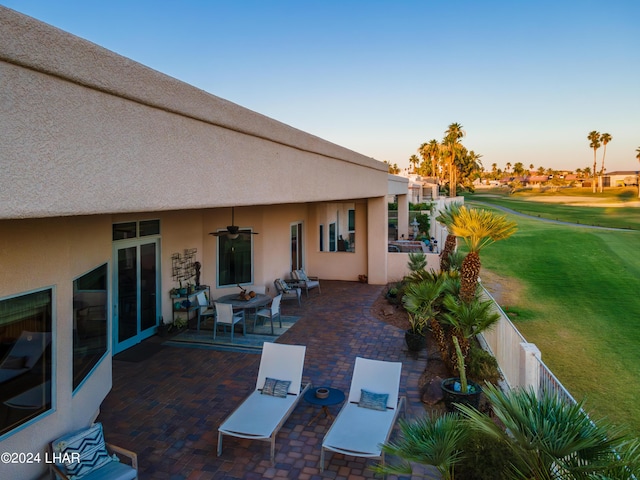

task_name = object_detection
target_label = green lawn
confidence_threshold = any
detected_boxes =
[463,188,640,230]
[462,194,640,433]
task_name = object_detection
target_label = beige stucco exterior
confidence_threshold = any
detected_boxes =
[0,7,407,477]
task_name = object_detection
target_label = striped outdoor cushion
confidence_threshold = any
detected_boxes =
[262,377,291,398]
[53,422,116,479]
[358,389,389,411]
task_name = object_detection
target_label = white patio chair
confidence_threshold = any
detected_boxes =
[195,292,215,332]
[254,294,282,334]
[213,302,245,341]
[320,357,405,471]
[217,342,310,464]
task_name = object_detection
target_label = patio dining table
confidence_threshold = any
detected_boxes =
[215,293,272,318]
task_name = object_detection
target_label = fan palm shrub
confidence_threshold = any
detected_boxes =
[377,385,640,479]
[439,294,501,363]
[457,384,640,480]
[374,413,469,480]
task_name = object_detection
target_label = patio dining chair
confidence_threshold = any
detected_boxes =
[320,356,405,471]
[195,292,215,333]
[254,294,282,334]
[213,302,245,341]
[217,342,310,464]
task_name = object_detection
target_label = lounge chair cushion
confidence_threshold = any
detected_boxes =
[295,270,309,281]
[262,378,291,398]
[52,423,117,479]
[358,389,389,411]
[324,403,398,457]
[219,390,299,439]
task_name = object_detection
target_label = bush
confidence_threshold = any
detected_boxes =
[467,344,501,384]
[455,429,512,480]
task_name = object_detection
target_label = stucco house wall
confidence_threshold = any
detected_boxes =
[0,7,401,477]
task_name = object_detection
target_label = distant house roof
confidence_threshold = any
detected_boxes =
[606,171,639,176]
[528,175,548,182]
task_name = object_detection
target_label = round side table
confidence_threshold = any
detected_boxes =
[304,387,345,426]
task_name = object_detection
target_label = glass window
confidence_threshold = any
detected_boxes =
[0,289,53,437]
[329,223,336,252]
[139,220,160,237]
[319,224,324,252]
[112,222,136,240]
[217,235,253,286]
[348,210,355,231]
[73,264,108,391]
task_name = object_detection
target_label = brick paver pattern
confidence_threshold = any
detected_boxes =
[99,281,435,479]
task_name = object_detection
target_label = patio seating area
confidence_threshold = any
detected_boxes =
[98,280,437,479]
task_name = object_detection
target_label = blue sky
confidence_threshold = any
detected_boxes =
[3,0,639,173]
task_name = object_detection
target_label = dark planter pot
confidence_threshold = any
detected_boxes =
[441,378,482,412]
[404,330,426,352]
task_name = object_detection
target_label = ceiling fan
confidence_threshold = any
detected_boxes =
[209,207,259,240]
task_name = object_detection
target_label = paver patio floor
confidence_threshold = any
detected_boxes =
[98,281,439,479]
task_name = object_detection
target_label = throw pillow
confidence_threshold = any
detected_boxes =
[358,389,389,411]
[277,279,289,292]
[2,355,27,369]
[262,377,291,398]
[297,270,309,281]
[53,423,116,479]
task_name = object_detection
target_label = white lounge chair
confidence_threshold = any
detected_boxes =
[320,357,405,471]
[217,342,310,464]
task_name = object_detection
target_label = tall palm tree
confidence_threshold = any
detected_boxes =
[448,206,517,303]
[435,202,462,271]
[408,154,420,174]
[636,146,640,198]
[506,162,512,173]
[427,139,441,181]
[599,133,612,192]
[443,123,465,197]
[588,130,601,193]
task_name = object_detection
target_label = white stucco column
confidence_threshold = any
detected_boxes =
[519,342,541,392]
[397,193,409,240]
[367,196,388,285]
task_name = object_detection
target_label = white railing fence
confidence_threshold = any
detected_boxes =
[477,282,576,404]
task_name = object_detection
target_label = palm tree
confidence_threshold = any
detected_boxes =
[435,202,462,271]
[443,123,465,197]
[637,146,640,198]
[375,413,469,480]
[440,294,501,360]
[599,133,612,192]
[408,154,420,174]
[588,130,601,193]
[458,384,640,479]
[448,206,517,303]
[505,162,512,173]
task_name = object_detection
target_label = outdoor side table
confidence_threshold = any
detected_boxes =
[304,387,345,426]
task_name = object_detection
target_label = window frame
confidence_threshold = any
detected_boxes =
[72,263,109,393]
[0,287,55,439]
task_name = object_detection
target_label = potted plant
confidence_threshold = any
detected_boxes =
[401,278,445,352]
[405,313,427,351]
[441,336,482,411]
